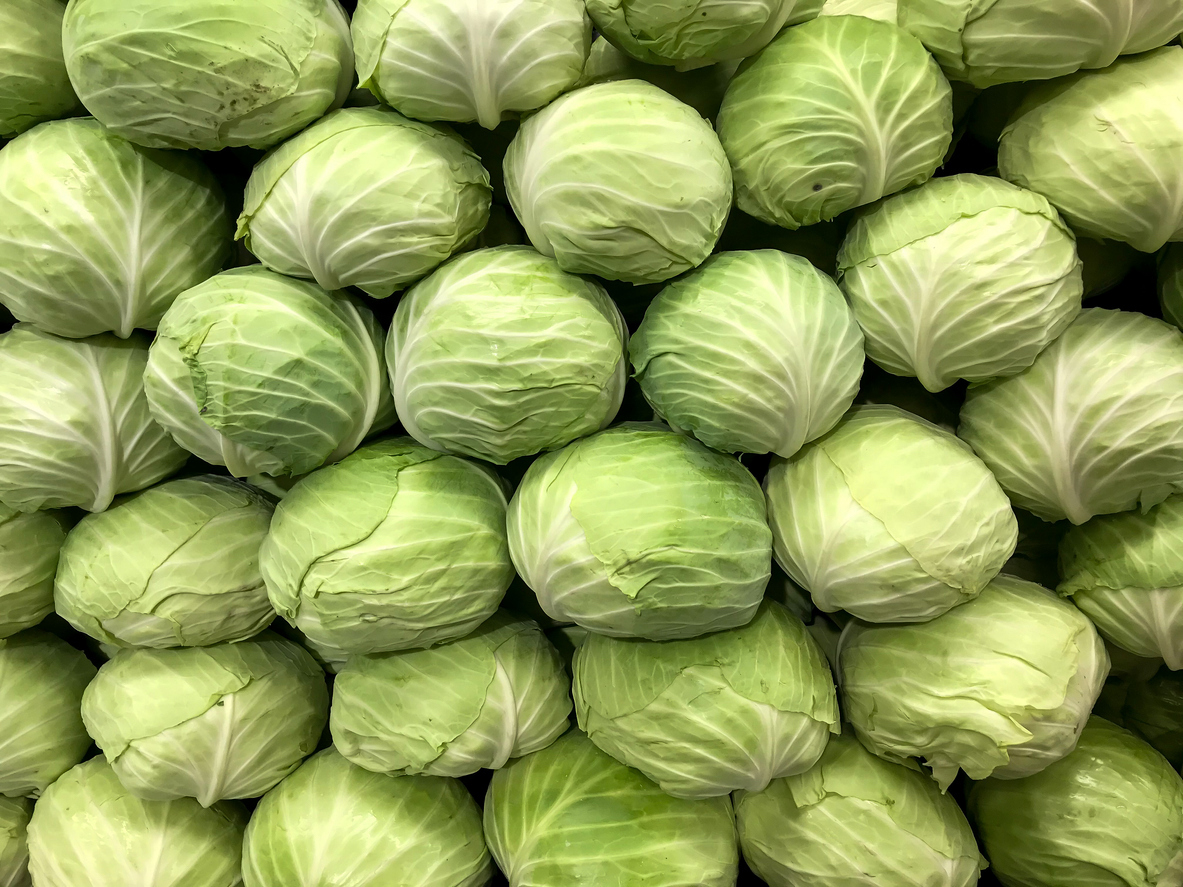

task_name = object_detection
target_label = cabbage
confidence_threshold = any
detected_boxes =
[237,108,491,298]
[0,0,79,138]
[630,250,864,457]
[507,423,772,640]
[837,174,1083,392]
[839,575,1109,788]
[1123,668,1183,770]
[504,80,733,284]
[54,476,276,649]
[818,0,897,21]
[0,507,67,638]
[0,797,30,887]
[80,633,328,806]
[388,246,628,464]
[959,308,1183,524]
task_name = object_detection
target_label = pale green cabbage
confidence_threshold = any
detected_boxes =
[959,308,1183,524]
[837,174,1083,392]
[507,423,772,640]
[388,246,628,464]
[504,80,733,284]
[818,0,897,21]
[54,476,276,649]
[0,797,29,887]
[631,250,864,457]
[0,0,79,138]
[840,575,1109,789]
[80,634,328,806]
[0,507,67,638]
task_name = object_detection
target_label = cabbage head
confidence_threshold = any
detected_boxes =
[27,758,246,887]
[504,80,733,284]
[261,439,514,658]
[55,476,276,649]
[485,729,738,887]
[631,250,864,458]
[62,0,353,151]
[1162,244,1183,330]
[1058,495,1183,670]
[388,246,628,464]
[507,423,771,640]
[0,0,79,137]
[243,748,492,887]
[1123,668,1183,770]
[353,0,590,130]
[736,734,985,887]
[840,574,1109,789]
[0,507,67,638]
[332,611,570,777]
[237,108,491,298]
[0,797,30,887]
[998,47,1183,253]
[573,600,839,799]
[585,0,822,67]
[80,634,328,806]
[899,0,1183,88]
[144,267,396,478]
[765,405,1017,623]
[837,174,1083,392]
[0,631,96,798]
[969,717,1183,887]
[0,326,187,513]
[0,119,230,339]
[959,308,1183,524]
[716,16,952,231]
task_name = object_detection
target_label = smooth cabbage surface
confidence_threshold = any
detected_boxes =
[0,0,79,137]
[0,507,67,639]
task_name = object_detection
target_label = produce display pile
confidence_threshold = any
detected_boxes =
[3,0,1183,885]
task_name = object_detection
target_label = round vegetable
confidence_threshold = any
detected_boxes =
[331,611,571,777]
[0,506,67,638]
[243,748,492,887]
[62,0,353,151]
[0,797,30,887]
[504,80,733,285]
[0,0,79,137]
[840,575,1109,788]
[80,634,328,806]
[144,267,396,478]
[716,16,952,231]
[1161,244,1183,330]
[27,758,246,887]
[353,0,591,130]
[237,108,492,298]
[0,325,187,513]
[837,174,1083,392]
[54,476,276,649]
[736,733,985,887]
[998,47,1183,253]
[573,600,839,799]
[485,729,738,887]
[260,439,514,658]
[630,250,864,458]
[765,405,1018,623]
[969,718,1183,887]
[0,631,97,798]
[1123,668,1183,770]
[388,246,628,464]
[959,308,1183,524]
[507,423,772,640]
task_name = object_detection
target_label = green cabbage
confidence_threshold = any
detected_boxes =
[1123,668,1183,771]
[0,507,67,639]
[0,0,79,138]
[0,797,29,887]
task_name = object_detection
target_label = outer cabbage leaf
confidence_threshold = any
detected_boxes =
[507,423,771,640]
[837,174,1082,392]
[353,0,591,130]
[0,797,30,887]
[260,438,514,657]
[0,325,187,513]
[573,600,839,798]
[969,718,1183,887]
[0,507,67,638]
[388,246,628,464]
[716,16,952,230]
[62,0,353,150]
[736,733,985,887]
[80,633,328,806]
[504,80,733,284]
[1162,244,1183,330]
[959,308,1183,524]
[243,748,492,887]
[839,575,1109,788]
[55,476,276,649]
[818,0,897,21]
[0,0,79,137]
[1123,668,1183,770]
[631,250,864,458]
[484,729,738,887]
[144,267,396,478]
